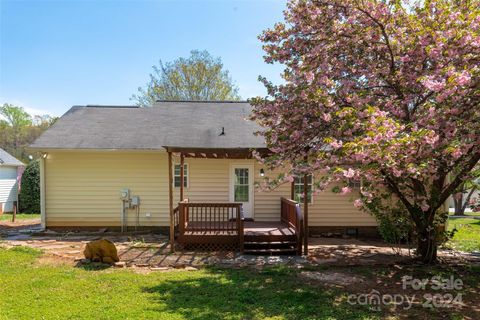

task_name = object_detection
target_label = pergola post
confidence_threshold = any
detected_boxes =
[168,151,175,253]
[303,174,309,255]
[180,153,185,201]
[291,180,295,200]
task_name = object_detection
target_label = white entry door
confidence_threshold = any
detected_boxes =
[230,165,254,219]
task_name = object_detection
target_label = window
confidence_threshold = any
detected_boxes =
[174,164,188,188]
[234,168,249,202]
[294,175,313,203]
[348,178,361,189]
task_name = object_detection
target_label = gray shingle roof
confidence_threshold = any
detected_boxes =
[0,148,24,166]
[30,101,266,150]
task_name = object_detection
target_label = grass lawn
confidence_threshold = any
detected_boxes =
[0,247,377,320]
[0,213,40,222]
[446,217,480,252]
[1,247,478,319]
[449,211,480,216]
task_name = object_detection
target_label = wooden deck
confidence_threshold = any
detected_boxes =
[175,198,303,255]
[182,221,294,236]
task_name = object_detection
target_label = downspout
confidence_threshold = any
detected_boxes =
[40,157,46,229]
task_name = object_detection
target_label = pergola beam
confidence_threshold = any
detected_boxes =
[163,146,270,159]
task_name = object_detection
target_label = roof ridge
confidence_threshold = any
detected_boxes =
[85,105,139,108]
[155,100,248,103]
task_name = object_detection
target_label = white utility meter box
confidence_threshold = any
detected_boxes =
[120,188,130,200]
[131,196,140,207]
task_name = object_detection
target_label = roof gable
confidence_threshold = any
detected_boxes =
[0,148,24,166]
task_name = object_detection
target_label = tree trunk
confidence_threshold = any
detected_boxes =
[416,228,438,264]
[453,193,466,216]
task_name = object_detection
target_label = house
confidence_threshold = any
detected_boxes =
[0,148,24,214]
[30,101,377,254]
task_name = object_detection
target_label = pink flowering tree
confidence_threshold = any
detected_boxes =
[251,0,480,263]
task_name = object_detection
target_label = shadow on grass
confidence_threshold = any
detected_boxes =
[141,266,378,320]
[74,261,112,271]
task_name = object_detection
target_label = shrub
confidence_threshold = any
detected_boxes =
[363,197,414,255]
[19,160,40,213]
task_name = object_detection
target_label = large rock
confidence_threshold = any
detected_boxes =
[83,239,119,264]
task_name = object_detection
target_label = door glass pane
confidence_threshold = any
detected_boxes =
[234,168,249,202]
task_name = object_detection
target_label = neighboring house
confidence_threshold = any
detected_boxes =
[30,101,377,254]
[0,148,24,214]
[448,184,480,213]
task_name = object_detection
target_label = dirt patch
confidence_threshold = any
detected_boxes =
[307,237,479,266]
[37,253,74,267]
[0,218,41,233]
[300,271,366,287]
[1,220,479,270]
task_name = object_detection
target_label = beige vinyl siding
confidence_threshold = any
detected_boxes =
[253,164,377,226]
[253,163,290,221]
[308,184,377,226]
[45,151,168,227]
[174,158,254,203]
[44,152,376,227]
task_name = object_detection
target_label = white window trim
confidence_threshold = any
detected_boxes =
[348,178,362,189]
[173,162,189,189]
[294,174,314,204]
[229,163,255,219]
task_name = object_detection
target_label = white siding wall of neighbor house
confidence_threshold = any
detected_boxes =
[44,151,376,227]
[0,166,19,213]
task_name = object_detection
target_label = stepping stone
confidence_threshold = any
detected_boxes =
[5,234,31,241]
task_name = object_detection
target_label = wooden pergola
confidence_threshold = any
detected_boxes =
[164,146,309,255]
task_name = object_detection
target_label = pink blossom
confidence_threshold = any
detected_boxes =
[420,202,430,211]
[305,71,315,83]
[291,130,301,140]
[425,134,439,146]
[422,77,446,92]
[456,71,471,86]
[343,168,355,178]
[341,186,352,194]
[330,140,343,149]
[392,168,402,178]
[322,113,332,122]
[452,148,462,159]
[353,199,363,208]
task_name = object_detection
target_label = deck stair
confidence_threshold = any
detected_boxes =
[243,222,299,255]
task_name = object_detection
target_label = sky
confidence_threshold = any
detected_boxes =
[0,0,286,117]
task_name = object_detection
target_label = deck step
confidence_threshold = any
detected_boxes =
[244,235,296,243]
[243,248,298,255]
[243,240,298,255]
[244,241,297,249]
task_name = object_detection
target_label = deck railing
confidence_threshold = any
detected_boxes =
[280,197,304,255]
[177,201,244,250]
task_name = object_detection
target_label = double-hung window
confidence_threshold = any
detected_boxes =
[294,175,313,203]
[174,164,188,188]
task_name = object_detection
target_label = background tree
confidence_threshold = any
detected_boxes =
[0,103,57,162]
[252,0,480,263]
[132,50,241,106]
[1,103,32,152]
